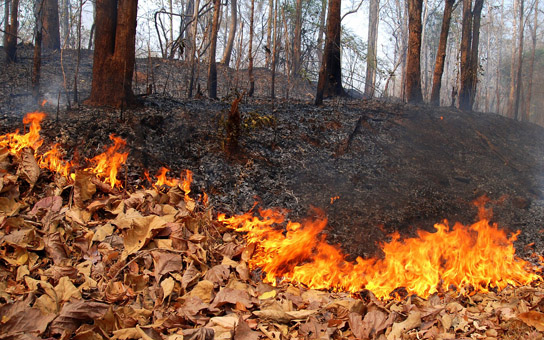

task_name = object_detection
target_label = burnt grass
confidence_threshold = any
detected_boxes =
[1,46,544,260]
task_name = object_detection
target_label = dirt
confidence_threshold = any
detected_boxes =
[1,46,544,260]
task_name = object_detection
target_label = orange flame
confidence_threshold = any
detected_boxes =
[154,167,180,187]
[218,199,541,299]
[182,170,192,202]
[38,143,72,177]
[85,134,128,188]
[0,112,46,155]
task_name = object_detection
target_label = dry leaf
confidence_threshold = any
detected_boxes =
[187,280,215,303]
[44,232,69,265]
[203,264,230,285]
[212,287,253,309]
[518,311,544,331]
[152,250,182,280]
[183,328,215,340]
[55,276,82,302]
[234,316,260,340]
[0,302,55,339]
[74,171,97,208]
[182,261,202,290]
[161,277,176,304]
[17,147,39,187]
[49,299,109,334]
[122,215,167,256]
[387,311,421,340]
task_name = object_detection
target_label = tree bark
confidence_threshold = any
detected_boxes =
[316,0,327,65]
[88,0,138,108]
[248,0,255,96]
[364,0,379,98]
[187,0,200,98]
[507,0,518,117]
[3,0,9,48]
[404,0,423,103]
[208,0,221,99]
[524,0,538,121]
[293,0,302,77]
[5,0,19,63]
[458,0,473,110]
[42,0,60,50]
[513,0,524,120]
[266,0,273,68]
[468,0,483,109]
[221,0,237,66]
[315,0,344,105]
[270,0,278,99]
[61,0,70,47]
[430,0,455,106]
[33,1,44,101]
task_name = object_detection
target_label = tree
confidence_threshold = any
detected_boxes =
[248,0,255,96]
[430,0,455,106]
[404,0,424,103]
[5,0,19,63]
[458,0,484,111]
[42,0,60,50]
[293,0,302,77]
[315,0,344,105]
[221,0,237,66]
[512,0,524,119]
[208,0,221,99]
[87,0,138,108]
[524,0,538,121]
[33,0,44,101]
[364,0,379,98]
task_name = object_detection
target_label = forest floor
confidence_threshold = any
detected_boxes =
[2,46,544,339]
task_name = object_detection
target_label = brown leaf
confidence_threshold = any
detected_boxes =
[182,261,202,290]
[152,250,182,280]
[203,264,230,285]
[387,311,421,340]
[49,299,109,335]
[518,311,544,331]
[212,287,253,309]
[183,328,215,340]
[359,303,393,339]
[234,316,260,340]
[0,197,22,216]
[17,148,40,187]
[122,215,167,256]
[30,196,63,215]
[74,171,97,208]
[0,300,55,339]
[187,280,215,303]
[348,312,365,339]
[44,232,69,265]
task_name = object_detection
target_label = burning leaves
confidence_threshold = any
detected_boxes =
[2,113,544,339]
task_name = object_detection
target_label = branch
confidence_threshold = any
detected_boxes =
[342,0,365,21]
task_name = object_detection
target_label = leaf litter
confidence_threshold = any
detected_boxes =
[1,116,544,340]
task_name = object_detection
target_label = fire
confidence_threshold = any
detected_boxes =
[85,134,128,188]
[38,143,72,177]
[154,167,180,187]
[182,169,192,202]
[0,112,46,155]
[218,198,541,299]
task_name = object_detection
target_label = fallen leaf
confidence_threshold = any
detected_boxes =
[212,287,253,309]
[187,280,215,303]
[387,311,421,340]
[74,171,96,208]
[183,328,215,340]
[161,276,176,304]
[49,299,109,334]
[55,276,82,302]
[0,301,55,339]
[30,196,63,215]
[203,264,230,285]
[518,311,544,331]
[182,261,202,290]
[92,223,115,242]
[152,250,182,280]
[122,215,167,256]
[17,147,39,187]
[44,232,69,265]
[234,316,260,340]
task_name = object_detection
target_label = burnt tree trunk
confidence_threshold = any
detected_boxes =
[88,0,138,108]
[208,0,221,99]
[458,0,473,111]
[270,0,278,99]
[5,0,19,63]
[248,0,255,96]
[513,0,524,120]
[33,1,44,101]
[293,0,302,77]
[42,0,60,50]
[221,0,237,66]
[468,0,483,109]
[315,0,344,105]
[429,0,455,106]
[404,0,423,103]
[364,0,379,98]
[524,0,538,121]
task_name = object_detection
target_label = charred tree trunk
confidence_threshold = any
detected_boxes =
[404,0,423,103]
[5,0,19,63]
[468,0,483,110]
[513,0,524,120]
[458,0,473,110]
[266,0,273,68]
[507,0,518,117]
[42,0,60,50]
[524,0,538,121]
[248,0,255,96]
[430,0,455,106]
[293,0,302,77]
[221,0,237,66]
[3,0,9,48]
[316,0,327,65]
[187,0,200,98]
[364,0,379,98]
[208,0,221,99]
[315,0,344,105]
[33,1,44,101]
[61,0,70,47]
[270,0,278,99]
[88,0,138,108]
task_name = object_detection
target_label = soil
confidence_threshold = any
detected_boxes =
[1,46,544,260]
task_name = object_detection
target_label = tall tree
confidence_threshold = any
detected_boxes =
[4,0,19,63]
[458,0,484,111]
[270,0,279,98]
[293,0,302,77]
[524,0,538,121]
[315,0,344,105]
[33,0,44,101]
[187,0,200,97]
[316,0,327,64]
[88,0,138,108]
[221,0,237,66]
[248,0,255,96]
[512,0,525,119]
[60,0,70,47]
[42,0,60,50]
[404,0,423,103]
[430,0,455,106]
[208,0,221,99]
[364,0,380,98]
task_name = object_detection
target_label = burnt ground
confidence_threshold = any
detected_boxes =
[1,46,544,260]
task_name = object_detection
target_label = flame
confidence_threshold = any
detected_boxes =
[0,112,46,154]
[154,167,180,187]
[219,199,541,299]
[182,170,192,202]
[38,143,72,177]
[330,196,340,204]
[41,100,47,107]
[85,134,128,188]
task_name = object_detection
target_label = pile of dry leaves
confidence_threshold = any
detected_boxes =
[2,144,544,340]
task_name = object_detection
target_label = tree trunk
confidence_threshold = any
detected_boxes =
[5,0,19,63]
[42,0,60,50]
[61,0,70,47]
[293,0,302,77]
[468,0,483,110]
[33,0,44,101]
[88,0,138,108]
[364,0,379,98]
[458,0,473,110]
[220,0,237,66]
[208,0,221,99]
[316,0,327,65]
[513,0,524,120]
[404,0,423,103]
[315,0,344,105]
[507,0,518,117]
[187,0,200,98]
[3,0,9,48]
[524,0,538,121]
[270,0,278,99]
[430,0,455,106]
[248,0,255,96]
[266,0,273,68]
